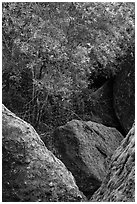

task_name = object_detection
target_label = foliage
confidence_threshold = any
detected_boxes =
[2,2,135,133]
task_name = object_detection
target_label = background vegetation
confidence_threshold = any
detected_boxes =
[2,2,135,135]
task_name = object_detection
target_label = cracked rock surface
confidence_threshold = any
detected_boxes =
[90,124,135,202]
[52,119,124,197]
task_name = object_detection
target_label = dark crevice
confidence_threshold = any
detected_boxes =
[95,145,107,158]
[92,129,106,141]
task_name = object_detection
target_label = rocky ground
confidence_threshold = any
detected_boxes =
[2,62,135,201]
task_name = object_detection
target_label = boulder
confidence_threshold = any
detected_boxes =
[52,120,124,198]
[2,105,86,202]
[83,80,123,132]
[90,124,135,202]
[113,62,135,133]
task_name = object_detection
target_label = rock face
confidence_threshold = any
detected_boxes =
[2,105,86,202]
[90,124,135,202]
[86,80,123,132]
[52,120,124,197]
[113,62,135,134]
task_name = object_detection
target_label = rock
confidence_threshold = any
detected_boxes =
[52,120,124,198]
[113,62,135,134]
[90,124,135,202]
[84,80,123,133]
[2,105,86,202]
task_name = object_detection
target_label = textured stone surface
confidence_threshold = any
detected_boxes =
[113,63,135,134]
[90,124,135,202]
[2,105,86,202]
[52,119,124,197]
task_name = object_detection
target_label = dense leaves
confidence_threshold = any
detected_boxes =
[2,2,135,133]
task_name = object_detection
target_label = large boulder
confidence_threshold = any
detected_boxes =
[113,62,135,134]
[82,80,123,132]
[52,120,124,198]
[2,105,86,202]
[90,124,135,202]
